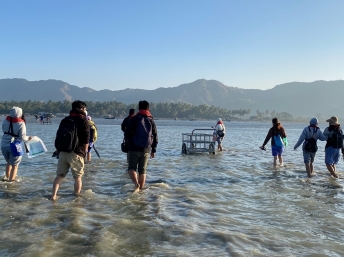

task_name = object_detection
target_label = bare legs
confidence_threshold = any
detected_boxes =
[5,163,19,181]
[128,170,146,192]
[51,175,83,201]
[326,164,338,178]
[305,163,314,178]
[273,155,283,167]
[86,152,91,163]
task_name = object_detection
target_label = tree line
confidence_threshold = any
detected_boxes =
[0,100,307,121]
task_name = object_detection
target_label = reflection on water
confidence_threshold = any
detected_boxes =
[0,117,343,256]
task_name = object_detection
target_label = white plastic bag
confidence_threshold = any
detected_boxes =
[25,136,48,158]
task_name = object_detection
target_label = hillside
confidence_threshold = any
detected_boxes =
[1,78,343,117]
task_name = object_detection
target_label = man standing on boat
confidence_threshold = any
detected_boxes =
[125,101,158,192]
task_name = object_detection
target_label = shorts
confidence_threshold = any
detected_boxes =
[216,136,223,144]
[127,151,149,175]
[325,147,340,165]
[303,150,316,164]
[88,142,94,153]
[56,151,84,178]
[1,146,22,166]
[271,145,284,156]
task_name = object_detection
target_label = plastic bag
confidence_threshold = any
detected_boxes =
[26,136,48,158]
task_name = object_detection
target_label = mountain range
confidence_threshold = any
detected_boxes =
[0,78,343,117]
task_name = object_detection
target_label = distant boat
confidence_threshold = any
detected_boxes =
[103,115,115,119]
[188,118,197,121]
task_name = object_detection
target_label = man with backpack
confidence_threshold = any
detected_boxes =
[86,116,97,163]
[294,118,326,178]
[124,100,158,192]
[121,108,135,133]
[121,108,135,157]
[51,100,90,201]
[323,116,344,178]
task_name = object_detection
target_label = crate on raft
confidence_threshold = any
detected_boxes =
[182,129,216,154]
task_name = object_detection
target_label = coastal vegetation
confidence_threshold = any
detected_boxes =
[0,100,311,121]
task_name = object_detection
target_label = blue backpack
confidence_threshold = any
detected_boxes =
[4,117,24,156]
[273,130,284,147]
[133,114,153,148]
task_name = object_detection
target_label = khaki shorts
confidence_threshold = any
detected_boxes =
[56,152,84,178]
[127,151,149,175]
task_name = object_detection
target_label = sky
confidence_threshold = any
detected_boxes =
[1,0,344,91]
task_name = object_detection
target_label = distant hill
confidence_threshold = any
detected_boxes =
[1,78,343,117]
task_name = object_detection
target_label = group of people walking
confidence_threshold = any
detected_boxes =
[0,100,158,200]
[1,101,343,200]
[260,117,343,178]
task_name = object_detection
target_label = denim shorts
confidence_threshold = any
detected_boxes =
[127,151,149,175]
[303,150,316,164]
[271,145,284,156]
[1,146,22,166]
[325,147,340,165]
[88,142,94,153]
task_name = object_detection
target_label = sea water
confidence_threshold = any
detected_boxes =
[0,117,343,256]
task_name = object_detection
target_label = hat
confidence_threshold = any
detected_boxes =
[217,118,222,122]
[87,116,91,120]
[309,118,318,126]
[326,116,339,125]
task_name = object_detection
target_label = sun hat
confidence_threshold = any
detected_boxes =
[326,116,339,125]
[309,118,318,126]
[87,116,92,120]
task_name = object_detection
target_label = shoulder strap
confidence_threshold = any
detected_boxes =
[4,117,19,137]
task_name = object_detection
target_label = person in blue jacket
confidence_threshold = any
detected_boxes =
[294,118,326,178]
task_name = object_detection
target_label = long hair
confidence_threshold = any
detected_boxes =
[21,113,26,124]
[272,118,281,130]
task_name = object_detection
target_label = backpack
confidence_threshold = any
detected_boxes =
[217,130,225,137]
[273,129,284,147]
[304,127,318,152]
[89,122,97,143]
[330,129,343,148]
[133,114,153,148]
[55,117,78,152]
[4,117,24,156]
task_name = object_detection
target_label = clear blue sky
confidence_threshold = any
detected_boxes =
[1,0,344,91]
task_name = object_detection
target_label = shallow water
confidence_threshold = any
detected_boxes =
[0,117,343,256]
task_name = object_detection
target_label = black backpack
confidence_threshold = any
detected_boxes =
[55,117,78,152]
[133,114,153,148]
[330,129,343,149]
[304,127,318,152]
